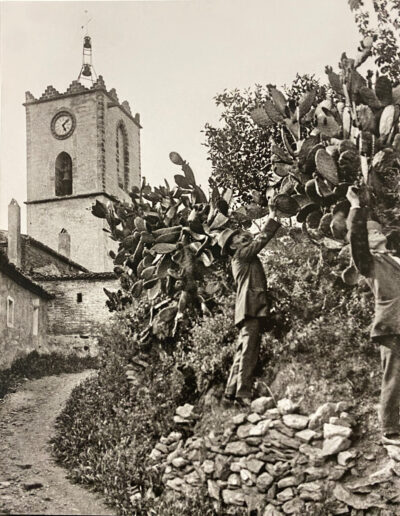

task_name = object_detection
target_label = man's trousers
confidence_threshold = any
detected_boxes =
[225,317,261,400]
[379,335,400,434]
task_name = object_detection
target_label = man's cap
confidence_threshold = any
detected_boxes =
[217,228,240,256]
[367,220,383,232]
[386,228,400,255]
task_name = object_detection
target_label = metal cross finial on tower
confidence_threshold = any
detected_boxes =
[78,10,97,86]
[81,9,91,35]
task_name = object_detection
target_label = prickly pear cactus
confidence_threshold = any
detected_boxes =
[93,153,258,343]
[251,36,400,244]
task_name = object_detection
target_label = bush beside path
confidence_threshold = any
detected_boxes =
[0,371,114,516]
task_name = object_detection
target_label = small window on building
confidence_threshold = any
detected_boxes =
[77,293,83,303]
[7,296,14,328]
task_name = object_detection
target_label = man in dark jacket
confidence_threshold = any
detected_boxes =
[218,209,280,406]
[347,186,400,445]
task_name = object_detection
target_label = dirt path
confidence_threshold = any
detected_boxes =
[0,371,115,515]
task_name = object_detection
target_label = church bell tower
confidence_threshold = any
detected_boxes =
[24,35,141,272]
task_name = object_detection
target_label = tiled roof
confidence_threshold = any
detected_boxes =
[0,254,55,300]
[34,272,117,282]
[23,234,89,272]
[0,230,88,273]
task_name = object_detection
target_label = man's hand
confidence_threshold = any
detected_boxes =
[346,186,360,208]
[269,207,277,219]
[268,198,278,220]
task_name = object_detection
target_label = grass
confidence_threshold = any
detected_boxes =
[0,350,98,400]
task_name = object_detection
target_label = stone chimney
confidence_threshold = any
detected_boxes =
[8,199,21,267]
[58,228,71,258]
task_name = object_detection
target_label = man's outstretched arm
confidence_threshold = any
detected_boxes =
[237,212,281,260]
[347,187,374,277]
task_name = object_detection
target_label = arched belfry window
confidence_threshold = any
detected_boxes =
[116,122,129,191]
[55,152,72,196]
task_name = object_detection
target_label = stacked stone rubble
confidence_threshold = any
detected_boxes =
[149,398,400,514]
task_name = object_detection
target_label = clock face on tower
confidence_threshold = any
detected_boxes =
[51,111,76,139]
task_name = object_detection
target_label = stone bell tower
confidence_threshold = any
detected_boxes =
[24,35,141,272]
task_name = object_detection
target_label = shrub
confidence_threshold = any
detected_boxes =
[174,294,237,394]
[254,236,379,405]
[0,350,98,400]
[52,316,186,515]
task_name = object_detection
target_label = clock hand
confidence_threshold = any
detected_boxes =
[62,120,68,131]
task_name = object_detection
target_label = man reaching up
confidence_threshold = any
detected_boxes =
[347,186,400,445]
[218,207,280,407]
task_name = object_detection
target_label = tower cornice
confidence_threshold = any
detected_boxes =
[25,191,119,205]
[23,79,142,128]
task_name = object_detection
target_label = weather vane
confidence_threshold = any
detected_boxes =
[81,10,92,36]
[78,10,97,85]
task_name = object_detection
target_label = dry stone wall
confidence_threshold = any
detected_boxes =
[149,398,400,514]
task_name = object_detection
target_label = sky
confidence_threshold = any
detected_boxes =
[0,0,364,230]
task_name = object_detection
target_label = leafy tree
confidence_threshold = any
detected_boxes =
[349,0,400,83]
[203,76,325,205]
